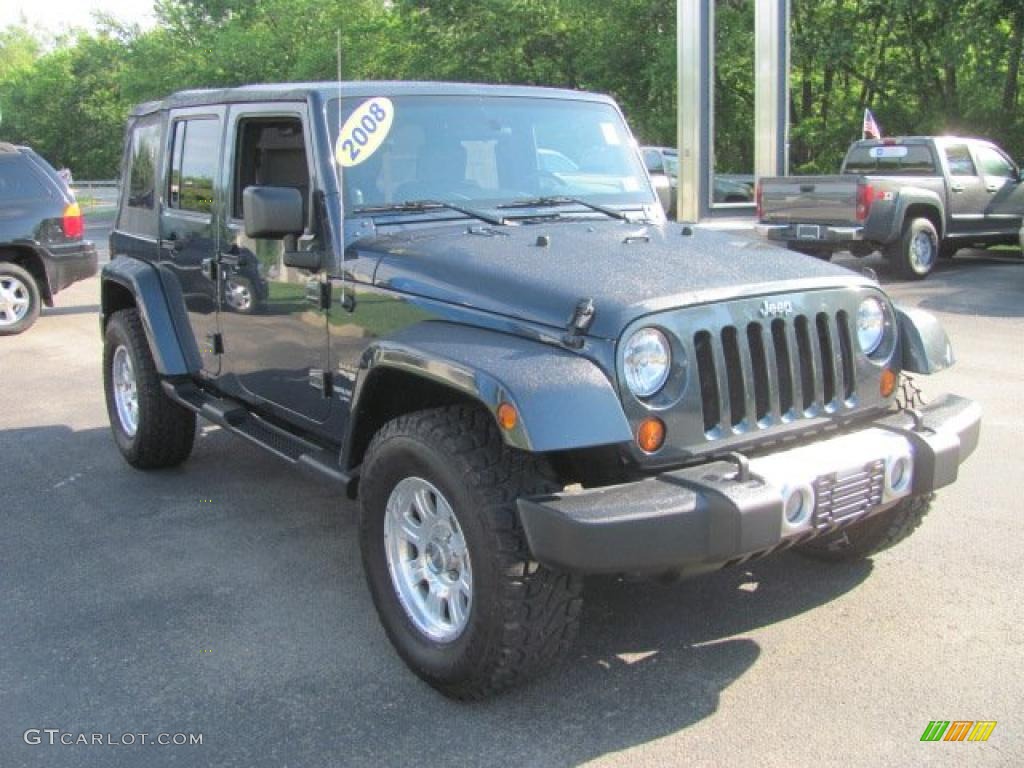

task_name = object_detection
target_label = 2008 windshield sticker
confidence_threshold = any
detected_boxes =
[335,97,394,168]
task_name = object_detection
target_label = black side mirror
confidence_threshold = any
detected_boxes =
[242,186,304,239]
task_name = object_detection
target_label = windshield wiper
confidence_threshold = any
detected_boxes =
[354,199,506,227]
[497,196,628,221]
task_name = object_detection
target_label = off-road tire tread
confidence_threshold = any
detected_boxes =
[360,405,583,700]
[104,309,196,469]
[796,494,934,562]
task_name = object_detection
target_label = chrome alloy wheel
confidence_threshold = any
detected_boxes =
[112,345,139,437]
[224,278,253,312]
[0,274,31,326]
[910,230,935,272]
[384,476,473,642]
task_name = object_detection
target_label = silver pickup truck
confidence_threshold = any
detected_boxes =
[756,136,1024,278]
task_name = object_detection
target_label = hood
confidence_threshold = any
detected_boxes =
[364,219,872,339]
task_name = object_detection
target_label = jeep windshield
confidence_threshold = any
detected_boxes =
[328,95,657,217]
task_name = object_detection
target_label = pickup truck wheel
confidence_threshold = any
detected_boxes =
[887,218,938,279]
[103,309,196,468]
[795,494,933,562]
[359,405,583,699]
[0,263,41,336]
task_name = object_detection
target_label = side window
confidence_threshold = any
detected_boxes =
[944,145,977,177]
[974,145,1015,178]
[232,117,309,220]
[168,118,220,214]
[127,119,160,209]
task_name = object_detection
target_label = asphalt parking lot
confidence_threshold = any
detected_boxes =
[2,243,1022,767]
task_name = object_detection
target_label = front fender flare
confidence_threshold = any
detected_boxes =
[353,323,633,453]
[896,305,954,374]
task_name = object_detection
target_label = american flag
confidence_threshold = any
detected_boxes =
[863,108,882,140]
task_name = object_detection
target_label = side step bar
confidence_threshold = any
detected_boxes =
[162,379,357,495]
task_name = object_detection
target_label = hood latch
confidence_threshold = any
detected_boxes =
[563,298,595,349]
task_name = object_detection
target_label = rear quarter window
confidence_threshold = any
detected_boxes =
[0,155,52,202]
[843,145,937,175]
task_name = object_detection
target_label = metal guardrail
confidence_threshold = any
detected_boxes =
[71,180,119,189]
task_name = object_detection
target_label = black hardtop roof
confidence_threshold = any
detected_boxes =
[130,81,614,117]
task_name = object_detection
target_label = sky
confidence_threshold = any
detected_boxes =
[1,0,155,32]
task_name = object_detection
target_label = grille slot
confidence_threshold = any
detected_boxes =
[696,310,858,437]
[812,460,886,529]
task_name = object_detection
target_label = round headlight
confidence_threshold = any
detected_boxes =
[856,298,886,355]
[623,328,671,397]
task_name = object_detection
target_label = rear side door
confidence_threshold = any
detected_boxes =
[939,142,989,236]
[160,106,226,377]
[972,142,1024,236]
[216,102,331,425]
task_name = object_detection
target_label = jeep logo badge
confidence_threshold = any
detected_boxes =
[759,299,794,318]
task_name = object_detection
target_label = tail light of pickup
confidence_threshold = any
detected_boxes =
[856,182,886,221]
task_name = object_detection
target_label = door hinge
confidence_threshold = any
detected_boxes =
[319,281,332,311]
[208,332,224,355]
[309,368,333,397]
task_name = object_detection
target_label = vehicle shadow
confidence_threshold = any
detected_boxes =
[832,248,1024,318]
[2,423,875,768]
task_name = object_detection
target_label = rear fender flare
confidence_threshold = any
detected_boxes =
[100,256,200,376]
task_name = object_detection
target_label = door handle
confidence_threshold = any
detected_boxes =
[985,184,1000,193]
[165,232,186,251]
[950,183,964,193]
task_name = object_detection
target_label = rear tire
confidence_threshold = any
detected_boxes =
[795,495,933,562]
[103,308,196,468]
[0,262,41,335]
[359,405,583,699]
[886,218,938,279]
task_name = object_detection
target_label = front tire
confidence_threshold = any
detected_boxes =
[103,309,196,468]
[796,495,933,562]
[359,405,583,699]
[886,217,938,279]
[0,262,41,335]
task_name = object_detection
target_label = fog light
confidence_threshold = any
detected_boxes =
[880,368,897,398]
[783,484,814,527]
[636,417,666,453]
[887,455,912,493]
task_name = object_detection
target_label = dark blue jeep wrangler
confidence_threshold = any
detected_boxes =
[101,82,980,699]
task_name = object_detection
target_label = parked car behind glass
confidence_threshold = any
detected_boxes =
[0,143,97,334]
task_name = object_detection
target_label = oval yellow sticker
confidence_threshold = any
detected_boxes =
[335,97,394,168]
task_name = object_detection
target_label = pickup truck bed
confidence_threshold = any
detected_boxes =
[756,137,1024,279]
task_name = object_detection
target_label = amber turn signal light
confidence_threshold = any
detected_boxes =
[636,417,666,453]
[496,403,518,430]
[880,368,897,398]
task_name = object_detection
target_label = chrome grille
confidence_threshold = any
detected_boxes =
[694,311,857,436]
[811,459,885,529]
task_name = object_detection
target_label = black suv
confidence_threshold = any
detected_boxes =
[0,143,98,334]
[101,83,980,699]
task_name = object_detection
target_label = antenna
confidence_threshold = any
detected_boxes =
[334,29,348,311]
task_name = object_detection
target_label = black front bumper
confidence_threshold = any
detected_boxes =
[518,394,981,575]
